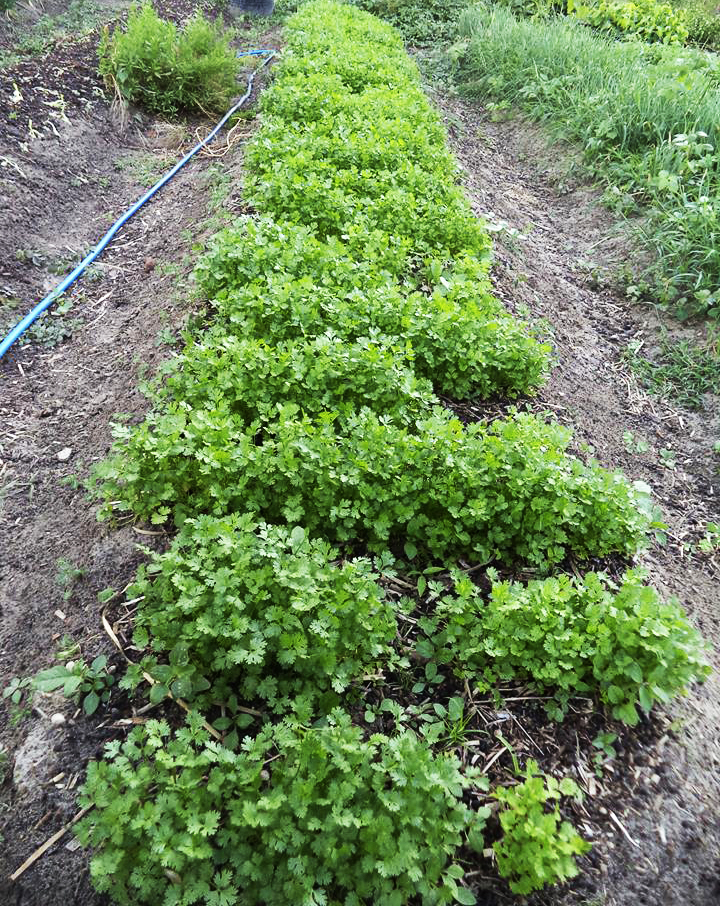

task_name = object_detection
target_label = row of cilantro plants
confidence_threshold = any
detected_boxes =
[77,3,710,904]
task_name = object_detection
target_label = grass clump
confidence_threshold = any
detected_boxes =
[455,4,720,317]
[98,3,240,116]
[623,330,720,406]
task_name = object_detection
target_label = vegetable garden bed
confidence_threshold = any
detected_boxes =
[1,2,718,905]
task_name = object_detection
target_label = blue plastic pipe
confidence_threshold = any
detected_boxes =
[0,50,275,361]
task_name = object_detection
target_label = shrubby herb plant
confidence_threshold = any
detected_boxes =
[152,331,439,427]
[418,570,710,724]
[128,515,398,712]
[196,219,548,400]
[98,3,240,116]
[96,408,651,566]
[353,0,472,45]
[493,761,590,894]
[567,0,689,44]
[78,713,488,906]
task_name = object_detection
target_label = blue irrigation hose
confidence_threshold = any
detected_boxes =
[0,50,275,362]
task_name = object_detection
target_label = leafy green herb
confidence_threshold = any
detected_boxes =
[128,515,398,713]
[78,712,489,906]
[493,760,590,894]
[418,570,711,724]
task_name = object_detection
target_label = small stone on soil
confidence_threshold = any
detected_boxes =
[57,447,72,462]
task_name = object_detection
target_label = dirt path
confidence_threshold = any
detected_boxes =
[434,92,720,906]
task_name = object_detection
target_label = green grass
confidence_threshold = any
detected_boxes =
[455,4,720,318]
[8,0,103,58]
[623,330,720,406]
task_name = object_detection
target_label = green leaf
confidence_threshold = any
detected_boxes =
[454,886,476,905]
[404,541,418,561]
[149,683,169,704]
[33,667,71,693]
[84,691,101,715]
[638,685,654,712]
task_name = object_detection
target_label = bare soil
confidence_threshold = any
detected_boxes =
[1,8,718,906]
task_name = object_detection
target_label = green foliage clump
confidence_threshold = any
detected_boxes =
[79,5,709,903]
[98,3,240,116]
[568,0,689,44]
[33,654,114,716]
[682,0,720,49]
[622,329,720,408]
[419,570,710,724]
[129,515,398,711]
[196,219,548,401]
[153,332,438,428]
[250,10,489,261]
[96,408,650,567]
[455,4,720,316]
[493,762,590,894]
[353,0,472,45]
[77,713,488,906]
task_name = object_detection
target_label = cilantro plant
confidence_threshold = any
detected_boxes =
[493,761,590,894]
[77,712,489,906]
[418,570,710,724]
[196,219,548,401]
[96,408,650,567]
[152,332,438,428]
[128,515,398,713]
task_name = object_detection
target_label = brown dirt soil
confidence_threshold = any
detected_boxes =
[432,92,720,906]
[0,3,280,903]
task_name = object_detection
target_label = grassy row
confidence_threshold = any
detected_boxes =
[455,3,720,318]
[79,4,709,904]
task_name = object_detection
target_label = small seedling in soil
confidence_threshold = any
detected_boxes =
[55,557,85,601]
[20,298,83,349]
[2,676,33,726]
[659,448,677,470]
[591,731,618,777]
[33,654,114,716]
[697,523,720,554]
[55,634,81,662]
[622,430,650,455]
